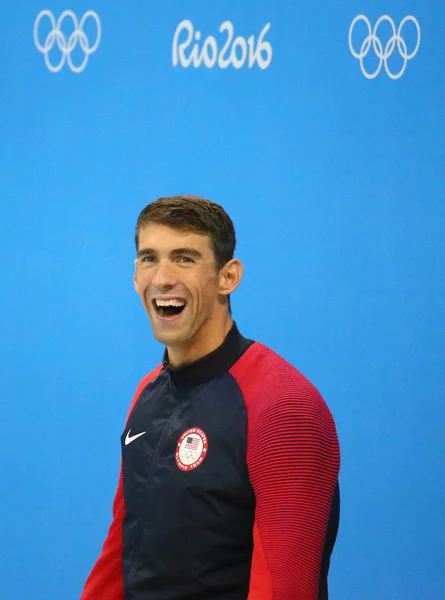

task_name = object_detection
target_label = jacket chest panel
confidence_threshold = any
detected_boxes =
[121,372,254,538]
[121,375,178,503]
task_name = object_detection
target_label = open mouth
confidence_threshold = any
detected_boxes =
[153,299,186,319]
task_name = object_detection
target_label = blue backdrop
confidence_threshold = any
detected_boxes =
[1,1,444,599]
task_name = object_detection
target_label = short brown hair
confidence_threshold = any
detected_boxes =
[135,195,236,270]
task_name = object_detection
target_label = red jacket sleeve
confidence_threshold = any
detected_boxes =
[80,367,162,600]
[79,469,126,600]
[231,344,341,600]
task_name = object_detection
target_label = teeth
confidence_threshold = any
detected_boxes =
[155,299,185,307]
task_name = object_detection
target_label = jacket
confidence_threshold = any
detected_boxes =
[80,323,340,600]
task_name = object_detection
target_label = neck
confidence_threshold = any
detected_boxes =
[167,313,233,367]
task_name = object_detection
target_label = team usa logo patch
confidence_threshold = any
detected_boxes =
[176,428,208,471]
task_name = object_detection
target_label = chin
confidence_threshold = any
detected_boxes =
[151,327,189,348]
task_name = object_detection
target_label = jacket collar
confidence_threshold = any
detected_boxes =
[162,322,253,386]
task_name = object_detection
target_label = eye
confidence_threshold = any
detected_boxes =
[177,256,194,264]
[140,255,156,263]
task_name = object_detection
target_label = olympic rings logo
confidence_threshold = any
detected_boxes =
[349,15,420,79]
[184,450,197,461]
[34,10,101,73]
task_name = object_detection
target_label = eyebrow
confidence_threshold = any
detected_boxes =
[171,248,203,259]
[137,247,156,258]
[137,247,203,259]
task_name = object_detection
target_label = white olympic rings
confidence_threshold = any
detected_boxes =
[34,10,101,73]
[349,15,420,80]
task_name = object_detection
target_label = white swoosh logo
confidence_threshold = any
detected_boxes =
[125,429,146,445]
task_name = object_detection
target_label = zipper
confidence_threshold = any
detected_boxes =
[127,399,183,583]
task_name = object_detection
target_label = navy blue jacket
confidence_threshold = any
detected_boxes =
[81,324,340,600]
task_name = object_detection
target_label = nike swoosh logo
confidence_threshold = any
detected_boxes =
[125,429,146,446]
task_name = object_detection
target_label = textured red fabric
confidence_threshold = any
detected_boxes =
[80,366,162,600]
[247,523,274,600]
[231,344,340,600]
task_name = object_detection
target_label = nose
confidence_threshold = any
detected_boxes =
[151,259,178,290]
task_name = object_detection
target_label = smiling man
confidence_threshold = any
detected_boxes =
[134,219,239,366]
[80,195,341,600]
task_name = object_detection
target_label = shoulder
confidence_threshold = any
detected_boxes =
[230,342,336,430]
[135,364,163,397]
[231,345,340,477]
[125,364,163,422]
[230,342,322,405]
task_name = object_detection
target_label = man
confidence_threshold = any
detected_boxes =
[80,195,340,600]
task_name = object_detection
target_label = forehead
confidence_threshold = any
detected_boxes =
[138,223,212,254]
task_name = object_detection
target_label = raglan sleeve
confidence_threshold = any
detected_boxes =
[246,383,340,600]
[80,367,162,600]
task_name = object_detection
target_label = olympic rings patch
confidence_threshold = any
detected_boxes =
[175,428,208,471]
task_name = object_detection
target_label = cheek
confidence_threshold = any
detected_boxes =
[184,270,219,305]
[198,276,219,304]
[134,274,152,299]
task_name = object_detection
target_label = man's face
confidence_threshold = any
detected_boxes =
[134,223,224,348]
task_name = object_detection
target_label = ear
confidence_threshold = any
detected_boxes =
[218,258,243,297]
[133,259,140,294]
